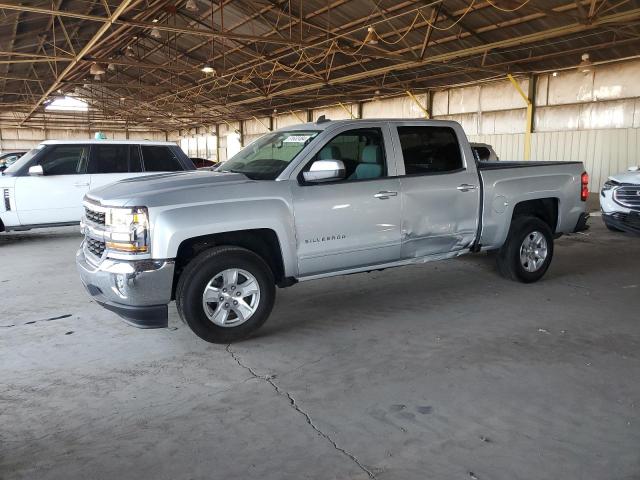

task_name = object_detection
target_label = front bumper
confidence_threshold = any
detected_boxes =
[602,211,640,234]
[76,247,175,328]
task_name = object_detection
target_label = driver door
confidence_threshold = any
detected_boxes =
[290,125,402,277]
[15,144,90,225]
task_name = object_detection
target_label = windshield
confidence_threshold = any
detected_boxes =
[217,130,319,180]
[2,144,46,175]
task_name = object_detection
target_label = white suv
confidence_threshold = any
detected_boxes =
[600,166,640,234]
[0,140,195,231]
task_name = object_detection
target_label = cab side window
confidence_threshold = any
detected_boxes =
[305,128,387,181]
[141,146,182,172]
[397,126,463,175]
[88,145,143,173]
[39,145,89,175]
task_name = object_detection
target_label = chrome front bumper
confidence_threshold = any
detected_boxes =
[76,247,175,328]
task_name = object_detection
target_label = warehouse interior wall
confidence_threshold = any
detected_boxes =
[2,59,635,190]
[0,127,168,151]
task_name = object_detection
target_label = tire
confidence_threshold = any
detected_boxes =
[603,220,623,232]
[176,246,275,343]
[497,215,554,283]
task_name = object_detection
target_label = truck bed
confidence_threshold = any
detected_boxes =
[476,160,587,250]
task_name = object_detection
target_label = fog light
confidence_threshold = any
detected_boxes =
[115,274,126,293]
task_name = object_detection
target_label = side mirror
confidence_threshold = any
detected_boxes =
[29,165,44,175]
[303,159,345,183]
[28,165,44,176]
[627,166,639,172]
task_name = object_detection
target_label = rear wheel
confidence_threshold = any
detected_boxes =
[497,216,554,283]
[176,246,275,343]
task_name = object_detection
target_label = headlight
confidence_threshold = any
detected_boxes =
[104,206,149,253]
[602,180,618,192]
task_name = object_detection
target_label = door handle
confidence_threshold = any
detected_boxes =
[457,184,477,192]
[374,191,398,200]
[73,182,89,187]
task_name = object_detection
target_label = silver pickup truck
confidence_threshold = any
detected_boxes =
[77,119,590,343]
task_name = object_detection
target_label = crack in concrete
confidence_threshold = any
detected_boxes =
[226,345,376,479]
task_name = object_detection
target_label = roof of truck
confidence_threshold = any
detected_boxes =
[39,139,175,146]
[277,118,459,131]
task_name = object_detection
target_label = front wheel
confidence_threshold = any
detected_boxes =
[497,216,554,283]
[176,246,275,343]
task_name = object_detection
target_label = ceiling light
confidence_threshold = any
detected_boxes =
[90,63,105,75]
[150,27,161,39]
[364,26,379,45]
[578,53,592,74]
[107,63,116,71]
[185,0,198,12]
[120,97,125,101]
[201,64,215,75]
[146,117,151,121]
[552,71,558,77]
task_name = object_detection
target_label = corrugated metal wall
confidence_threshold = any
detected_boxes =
[470,128,640,191]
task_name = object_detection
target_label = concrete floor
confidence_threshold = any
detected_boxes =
[1,219,639,480]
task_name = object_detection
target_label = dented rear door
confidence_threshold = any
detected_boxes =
[390,121,480,259]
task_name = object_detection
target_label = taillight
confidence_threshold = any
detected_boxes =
[581,172,589,201]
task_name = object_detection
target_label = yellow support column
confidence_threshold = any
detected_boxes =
[507,74,533,161]
[406,90,430,118]
[338,102,357,119]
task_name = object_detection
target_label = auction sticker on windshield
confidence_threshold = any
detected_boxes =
[283,135,312,143]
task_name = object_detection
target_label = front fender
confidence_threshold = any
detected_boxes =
[150,198,298,277]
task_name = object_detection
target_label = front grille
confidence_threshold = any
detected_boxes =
[85,207,105,225]
[86,237,106,257]
[614,185,640,209]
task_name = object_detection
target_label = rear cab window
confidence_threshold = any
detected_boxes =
[396,126,463,175]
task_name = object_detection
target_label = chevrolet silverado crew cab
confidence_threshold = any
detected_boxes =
[77,119,590,343]
[0,140,194,232]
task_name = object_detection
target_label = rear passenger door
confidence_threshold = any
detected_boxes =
[88,144,144,190]
[391,123,480,258]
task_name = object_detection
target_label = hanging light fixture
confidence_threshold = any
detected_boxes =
[578,53,593,74]
[201,64,215,75]
[364,26,379,45]
[107,63,116,71]
[150,26,162,39]
[185,0,198,12]
[90,63,106,75]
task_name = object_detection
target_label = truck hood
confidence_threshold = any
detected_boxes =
[609,169,640,185]
[86,170,252,207]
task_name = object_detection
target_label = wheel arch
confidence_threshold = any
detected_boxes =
[511,197,559,233]
[172,228,290,300]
